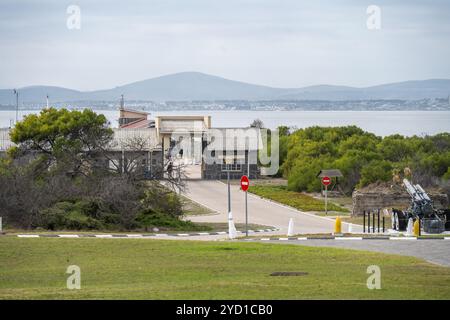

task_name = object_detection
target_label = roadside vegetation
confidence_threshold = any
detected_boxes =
[0,108,189,232]
[1,238,449,299]
[181,196,215,216]
[250,185,348,212]
[276,126,450,194]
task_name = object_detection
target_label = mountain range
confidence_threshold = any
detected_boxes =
[1,72,450,104]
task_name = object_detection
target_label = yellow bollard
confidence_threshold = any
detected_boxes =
[413,219,420,237]
[334,216,342,234]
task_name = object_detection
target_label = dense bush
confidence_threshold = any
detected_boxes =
[37,201,106,230]
[136,211,210,231]
[280,126,450,193]
[0,108,186,231]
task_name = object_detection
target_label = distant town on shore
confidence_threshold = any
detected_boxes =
[1,72,450,111]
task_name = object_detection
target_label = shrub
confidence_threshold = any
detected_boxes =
[280,126,450,193]
[136,210,211,231]
[37,201,105,230]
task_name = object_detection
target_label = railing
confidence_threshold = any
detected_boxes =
[363,209,385,233]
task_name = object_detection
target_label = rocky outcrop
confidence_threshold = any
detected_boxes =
[352,182,449,216]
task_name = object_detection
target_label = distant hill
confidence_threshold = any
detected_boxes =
[0,86,82,105]
[1,72,450,104]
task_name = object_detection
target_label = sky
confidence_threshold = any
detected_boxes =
[0,0,450,91]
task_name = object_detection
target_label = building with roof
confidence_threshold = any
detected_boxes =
[0,107,263,180]
[116,111,261,180]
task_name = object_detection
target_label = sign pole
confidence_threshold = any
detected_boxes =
[240,175,250,237]
[227,170,231,214]
[321,176,331,216]
[245,190,248,237]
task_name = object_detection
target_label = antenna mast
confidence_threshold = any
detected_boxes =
[120,94,124,110]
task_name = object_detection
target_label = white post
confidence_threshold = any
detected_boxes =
[287,218,294,237]
[0,216,2,233]
[228,211,237,239]
[406,218,413,236]
[325,185,328,215]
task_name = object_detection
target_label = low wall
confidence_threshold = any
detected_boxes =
[352,190,449,216]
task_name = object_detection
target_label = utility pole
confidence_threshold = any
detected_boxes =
[227,170,231,213]
[13,89,18,124]
[247,150,250,178]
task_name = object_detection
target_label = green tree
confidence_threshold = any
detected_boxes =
[10,108,113,176]
[280,126,449,193]
[358,160,393,187]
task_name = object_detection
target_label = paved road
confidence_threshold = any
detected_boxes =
[183,181,450,267]
[278,239,450,267]
[183,180,362,235]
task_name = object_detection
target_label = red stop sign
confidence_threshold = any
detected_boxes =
[240,175,249,192]
[322,176,331,186]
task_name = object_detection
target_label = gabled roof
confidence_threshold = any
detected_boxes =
[317,169,343,178]
[205,128,263,151]
[120,108,150,116]
[120,118,153,129]
[110,128,160,151]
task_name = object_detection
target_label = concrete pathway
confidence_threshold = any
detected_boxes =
[278,239,450,267]
[183,180,362,235]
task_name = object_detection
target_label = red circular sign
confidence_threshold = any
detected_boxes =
[240,175,250,192]
[322,176,331,186]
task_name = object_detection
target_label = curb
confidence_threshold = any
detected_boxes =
[243,236,450,241]
[15,228,279,238]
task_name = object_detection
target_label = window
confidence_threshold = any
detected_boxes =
[221,163,242,172]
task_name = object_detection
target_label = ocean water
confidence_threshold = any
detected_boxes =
[1,109,449,137]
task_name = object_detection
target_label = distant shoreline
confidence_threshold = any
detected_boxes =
[1,109,449,137]
[1,107,449,112]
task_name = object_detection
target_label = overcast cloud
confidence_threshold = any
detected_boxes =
[0,0,449,90]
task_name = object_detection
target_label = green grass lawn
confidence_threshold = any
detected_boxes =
[249,185,349,213]
[1,237,449,299]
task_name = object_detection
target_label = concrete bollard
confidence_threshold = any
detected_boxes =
[287,218,294,237]
[334,216,342,234]
[348,223,353,234]
[413,219,420,237]
[228,211,237,239]
[406,218,414,236]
